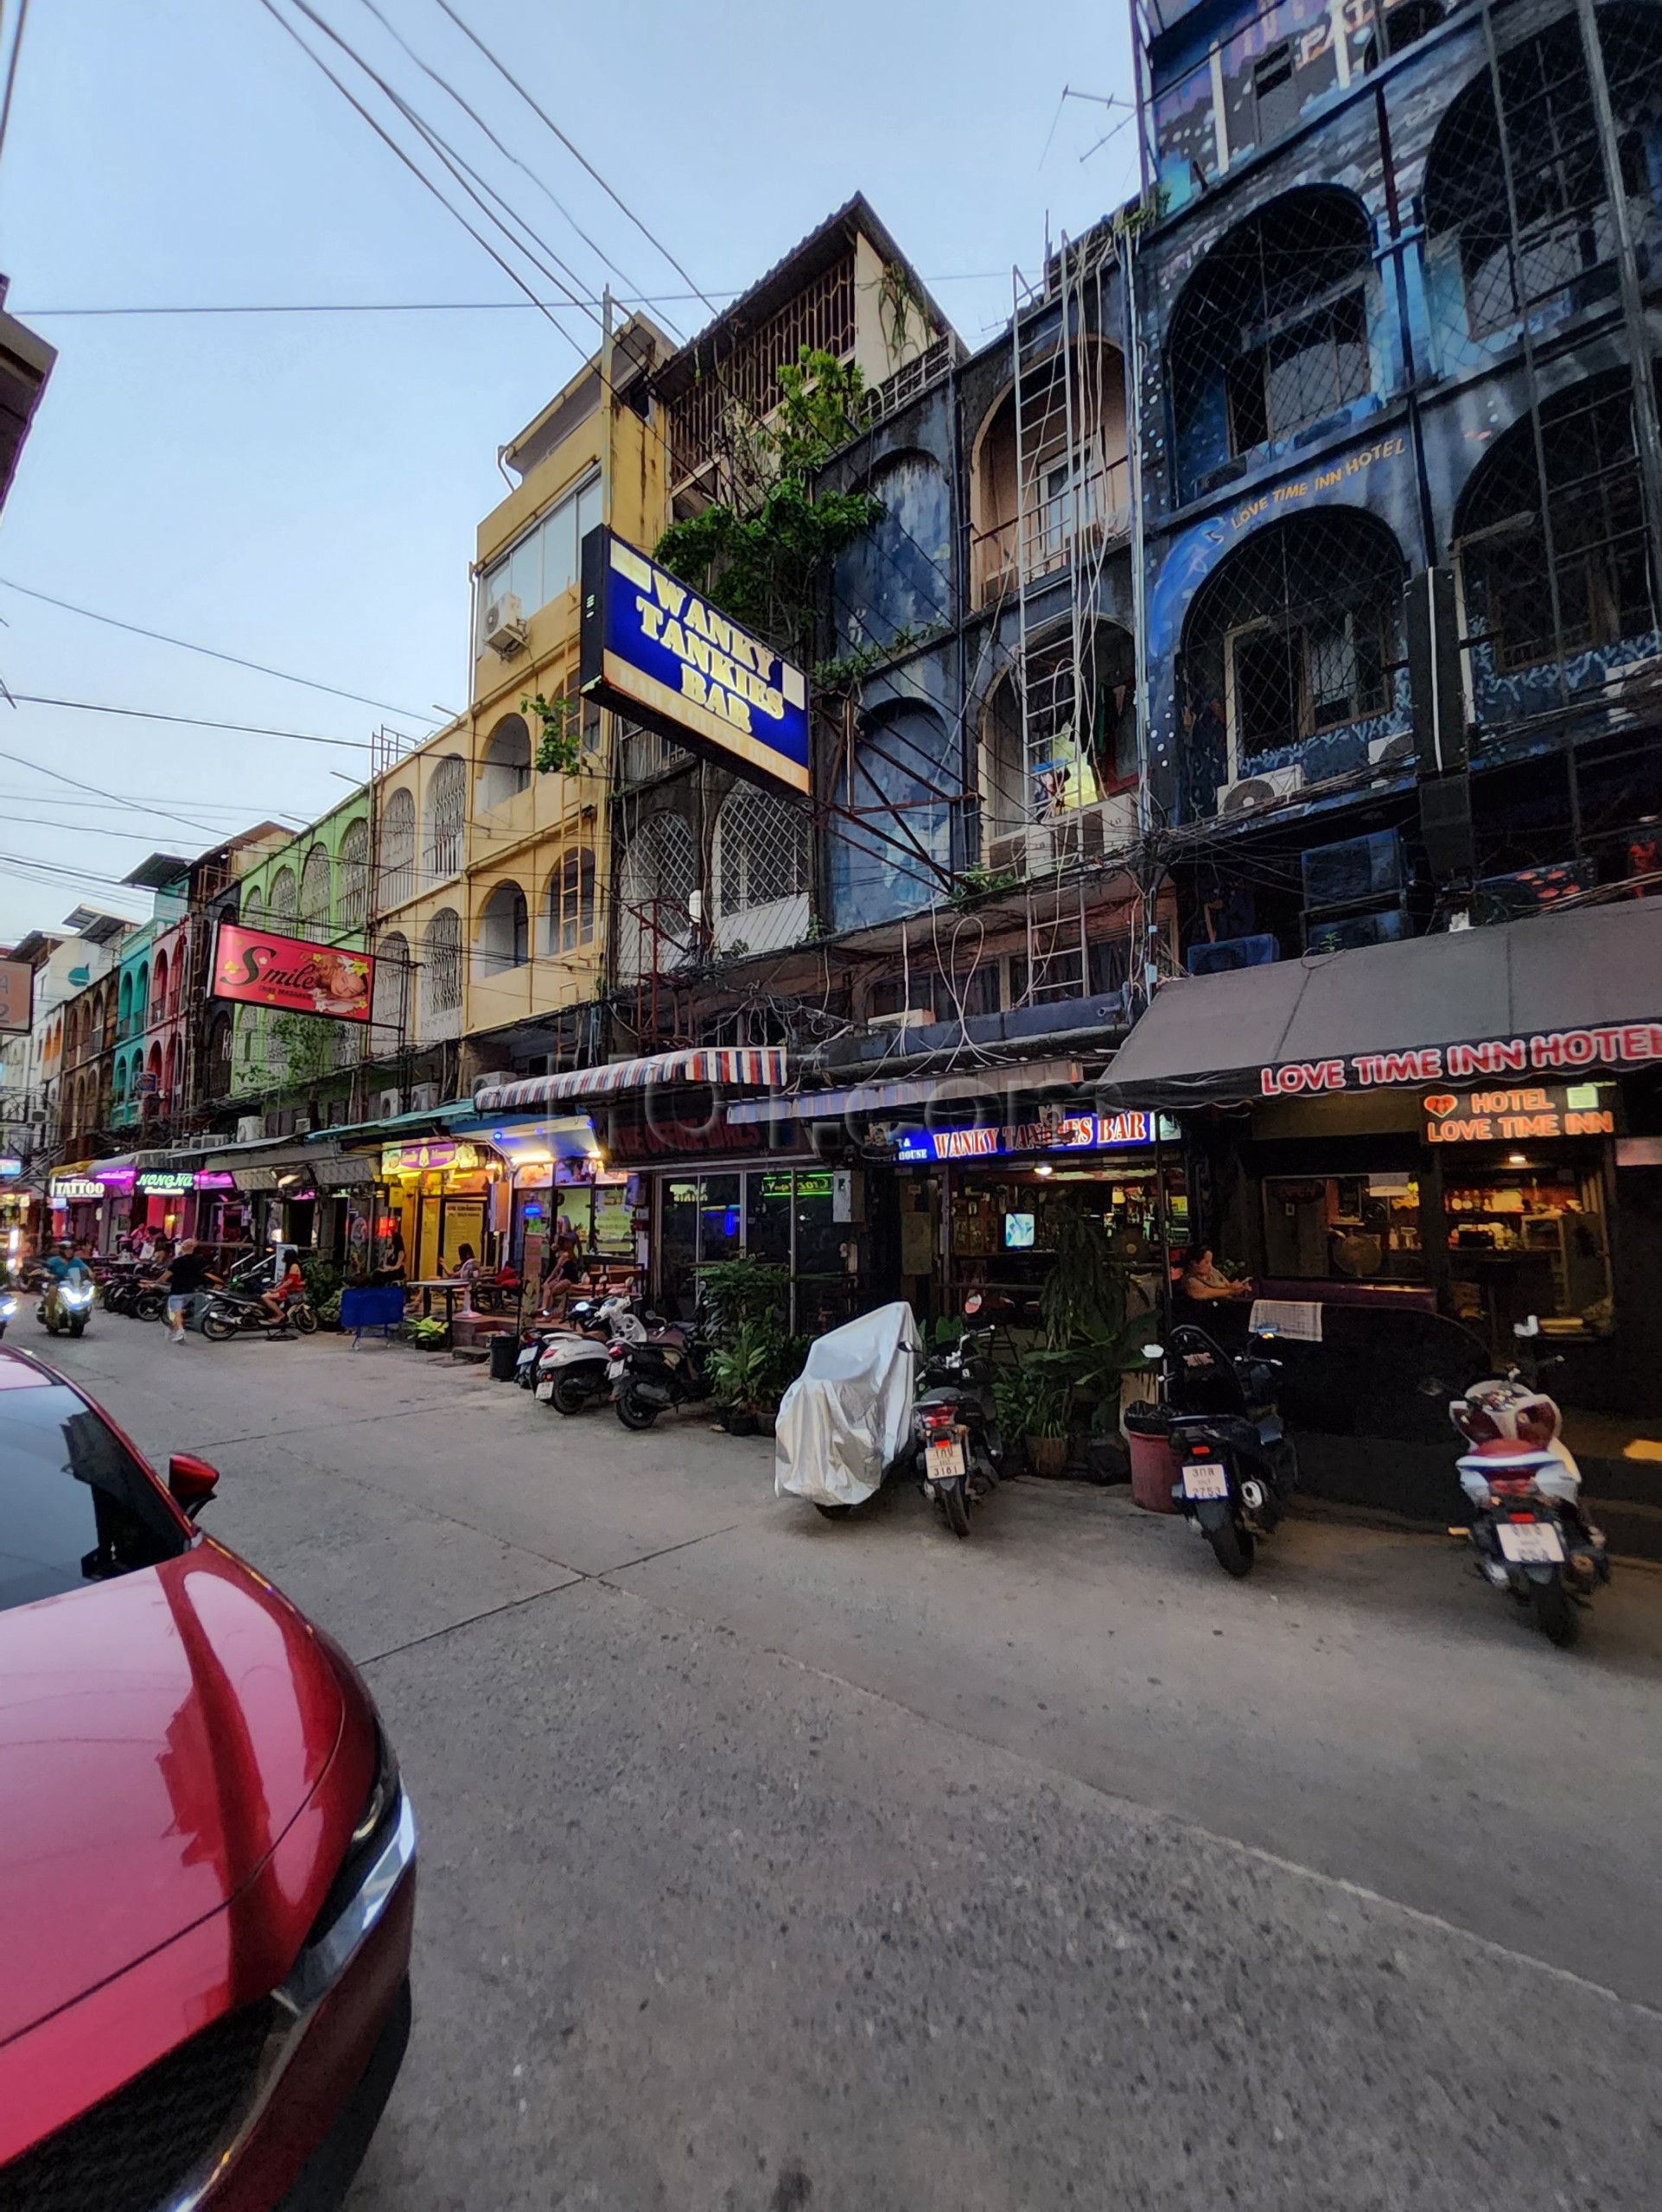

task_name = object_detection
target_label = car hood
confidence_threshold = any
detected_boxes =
[0,1543,343,2045]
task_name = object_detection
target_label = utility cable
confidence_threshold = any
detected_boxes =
[0,578,436,720]
[432,0,724,320]
[4,693,373,750]
[0,0,29,179]
[353,0,677,337]
[0,746,226,840]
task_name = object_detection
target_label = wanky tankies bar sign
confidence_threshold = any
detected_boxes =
[579,527,811,796]
[210,922,374,1023]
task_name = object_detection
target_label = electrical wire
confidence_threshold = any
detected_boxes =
[353,0,678,337]
[18,276,1009,317]
[0,0,29,179]
[3,693,374,751]
[431,0,725,320]
[0,747,225,840]
[0,579,436,720]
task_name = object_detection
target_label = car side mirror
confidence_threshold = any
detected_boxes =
[168,1452,220,1518]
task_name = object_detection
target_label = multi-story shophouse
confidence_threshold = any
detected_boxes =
[1106,0,1662,1459]
[15,909,131,1245]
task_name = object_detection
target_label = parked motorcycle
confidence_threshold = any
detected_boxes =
[1142,1325,1296,1577]
[610,1313,714,1431]
[0,1290,16,1338]
[1450,1319,1607,1648]
[533,1296,648,1414]
[39,1279,96,1338]
[199,1287,318,1343]
[912,1306,1004,1538]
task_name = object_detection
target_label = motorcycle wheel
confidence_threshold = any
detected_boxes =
[69,1319,86,1338]
[814,1503,854,1521]
[1534,1578,1580,1648]
[1207,1516,1256,1579]
[614,1382,660,1432]
[551,1373,592,1416]
[201,1309,239,1344]
[939,1481,971,1539]
[290,1302,318,1336]
[135,1295,164,1323]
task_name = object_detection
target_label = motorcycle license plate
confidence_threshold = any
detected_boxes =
[1182,1461,1230,1501]
[607,1360,625,1379]
[535,1379,555,1402]
[927,1437,966,1479]
[1497,1520,1564,1565]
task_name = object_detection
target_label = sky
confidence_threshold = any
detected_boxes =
[0,0,1141,946]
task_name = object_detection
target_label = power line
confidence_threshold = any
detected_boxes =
[432,0,724,319]
[253,0,587,360]
[0,578,437,721]
[0,746,225,840]
[16,276,1005,317]
[353,0,678,337]
[0,0,29,179]
[5,693,373,751]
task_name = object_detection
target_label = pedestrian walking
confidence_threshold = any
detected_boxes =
[164,1239,221,1344]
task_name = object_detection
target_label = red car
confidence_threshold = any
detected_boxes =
[0,1344,415,2209]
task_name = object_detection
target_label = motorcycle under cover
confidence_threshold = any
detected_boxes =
[774,1301,921,1509]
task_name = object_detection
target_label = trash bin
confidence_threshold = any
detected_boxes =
[1124,1402,1180,1514]
[488,1330,521,1382]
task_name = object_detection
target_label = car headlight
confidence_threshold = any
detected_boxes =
[303,1724,401,1951]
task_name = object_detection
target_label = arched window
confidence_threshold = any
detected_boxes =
[1361,0,1442,69]
[474,881,530,980]
[381,788,416,907]
[1455,369,1658,685]
[616,812,697,980]
[373,930,410,1039]
[1423,9,1662,340]
[479,714,532,809]
[239,884,262,929]
[164,1038,181,1103]
[972,340,1131,601]
[336,817,370,929]
[111,1055,128,1108]
[547,848,597,955]
[206,1014,232,1100]
[424,755,466,880]
[834,448,953,648]
[150,954,168,1027]
[118,972,132,1037]
[1179,509,1408,812]
[143,1043,163,1118]
[711,787,812,953]
[423,907,462,1021]
[269,867,297,923]
[982,624,1137,845]
[299,844,332,931]
[1167,189,1375,498]
[828,703,956,931]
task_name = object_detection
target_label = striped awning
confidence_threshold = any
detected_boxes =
[475,1047,787,1116]
[726,1058,1086,1128]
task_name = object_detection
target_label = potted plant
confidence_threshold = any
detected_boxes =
[993,1367,1070,1478]
[710,1316,803,1435]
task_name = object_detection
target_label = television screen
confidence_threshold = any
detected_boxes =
[1004,1211,1035,1249]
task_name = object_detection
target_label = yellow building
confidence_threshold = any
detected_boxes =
[462,314,673,1065]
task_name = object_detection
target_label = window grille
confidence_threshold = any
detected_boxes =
[424,756,466,880]
[380,789,416,908]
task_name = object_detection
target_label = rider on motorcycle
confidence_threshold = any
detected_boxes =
[259,1254,306,1327]
[41,1241,94,1329]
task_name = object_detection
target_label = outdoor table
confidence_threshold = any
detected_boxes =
[405,1279,464,1339]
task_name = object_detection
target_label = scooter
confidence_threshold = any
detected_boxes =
[1450,1319,1608,1649]
[39,1278,96,1338]
[1142,1325,1296,1577]
[199,1287,318,1342]
[610,1312,714,1431]
[912,1305,1004,1538]
[534,1296,648,1414]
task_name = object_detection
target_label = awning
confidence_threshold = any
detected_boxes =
[475,1047,787,1116]
[197,1136,380,1189]
[444,1113,600,1166]
[725,1058,1086,1128]
[1097,902,1662,1110]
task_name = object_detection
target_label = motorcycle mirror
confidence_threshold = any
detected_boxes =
[1142,1343,1165,1362]
[963,1294,983,1316]
[1513,1315,1541,1338]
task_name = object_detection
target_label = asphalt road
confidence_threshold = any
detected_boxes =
[44,1314,1662,2211]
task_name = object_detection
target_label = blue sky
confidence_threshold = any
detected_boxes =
[0,0,1139,943]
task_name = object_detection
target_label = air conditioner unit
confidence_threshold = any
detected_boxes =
[377,1089,403,1119]
[1304,908,1414,954]
[1186,933,1281,977]
[1302,830,1404,915]
[1217,765,1303,815]
[293,1115,312,1135]
[483,594,528,658]
[237,1115,264,1142]
[1368,732,1415,770]
[869,1007,934,1033]
[183,1133,213,1152]
[985,830,1028,880]
[409,1082,439,1111]
[472,1071,513,1098]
